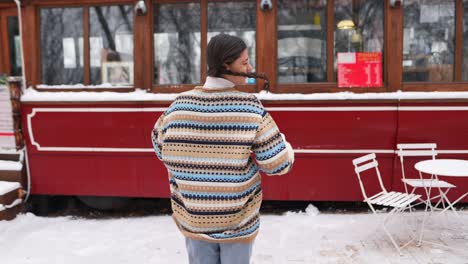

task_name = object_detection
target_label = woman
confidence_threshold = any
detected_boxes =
[152,34,294,264]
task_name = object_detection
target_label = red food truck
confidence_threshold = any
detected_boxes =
[0,0,467,208]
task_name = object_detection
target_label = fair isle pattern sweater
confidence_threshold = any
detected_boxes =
[152,77,293,243]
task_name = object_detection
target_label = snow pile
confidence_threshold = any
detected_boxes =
[284,203,320,217]
[304,204,320,216]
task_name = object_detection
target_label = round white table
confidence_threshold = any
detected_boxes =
[414,159,468,248]
[415,159,468,177]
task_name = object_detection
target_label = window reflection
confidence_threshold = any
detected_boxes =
[277,0,327,83]
[7,17,21,77]
[463,1,468,80]
[153,3,201,85]
[89,5,134,86]
[208,1,256,83]
[403,0,454,82]
[334,0,384,79]
[41,8,84,85]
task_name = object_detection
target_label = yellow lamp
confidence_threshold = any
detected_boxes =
[337,20,355,30]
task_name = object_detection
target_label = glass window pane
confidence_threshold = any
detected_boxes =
[208,1,256,81]
[90,5,134,86]
[278,0,327,83]
[7,17,22,76]
[403,0,454,82]
[334,0,384,79]
[463,1,468,80]
[153,3,200,85]
[40,8,84,85]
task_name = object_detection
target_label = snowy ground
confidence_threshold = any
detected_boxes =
[1,205,467,264]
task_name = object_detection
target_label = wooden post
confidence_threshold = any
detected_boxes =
[7,76,23,150]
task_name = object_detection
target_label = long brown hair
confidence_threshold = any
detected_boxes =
[207,34,270,91]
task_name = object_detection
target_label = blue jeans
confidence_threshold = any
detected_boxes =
[185,237,253,264]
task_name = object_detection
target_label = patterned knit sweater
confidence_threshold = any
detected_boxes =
[152,77,294,243]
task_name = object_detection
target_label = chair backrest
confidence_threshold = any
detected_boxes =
[397,143,437,158]
[352,153,388,201]
[396,143,437,193]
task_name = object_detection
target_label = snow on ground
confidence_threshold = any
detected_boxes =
[0,205,467,264]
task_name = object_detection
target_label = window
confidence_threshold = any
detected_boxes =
[277,0,327,83]
[276,0,384,85]
[40,8,84,85]
[463,1,468,80]
[403,0,455,82]
[89,6,134,85]
[152,0,257,88]
[28,0,468,93]
[40,5,134,87]
[7,16,21,77]
[153,3,201,85]
[334,0,384,79]
[208,1,256,81]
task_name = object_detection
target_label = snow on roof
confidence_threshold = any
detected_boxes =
[21,88,178,102]
[258,90,468,100]
[0,160,22,171]
[0,181,20,196]
[36,83,131,89]
[20,88,468,102]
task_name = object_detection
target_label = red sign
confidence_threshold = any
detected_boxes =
[337,52,382,88]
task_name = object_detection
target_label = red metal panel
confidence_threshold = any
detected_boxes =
[28,153,170,197]
[261,103,398,201]
[28,111,157,150]
[261,154,395,201]
[397,102,468,150]
[394,102,468,202]
[20,101,468,202]
[268,104,397,149]
[22,104,171,197]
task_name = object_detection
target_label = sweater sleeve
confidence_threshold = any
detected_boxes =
[252,110,294,176]
[151,112,166,161]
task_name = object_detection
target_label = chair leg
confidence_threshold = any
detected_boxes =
[418,172,436,213]
[382,207,404,255]
[382,205,419,255]
[409,187,427,212]
[418,194,431,246]
[432,191,445,209]
[439,192,468,216]
[436,185,448,210]
[439,189,457,215]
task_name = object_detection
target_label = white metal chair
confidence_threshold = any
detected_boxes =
[353,153,421,255]
[397,143,456,213]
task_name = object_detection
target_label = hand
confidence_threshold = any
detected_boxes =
[285,141,295,164]
[281,133,294,164]
[280,133,286,142]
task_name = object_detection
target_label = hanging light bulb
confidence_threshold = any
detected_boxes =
[337,20,355,30]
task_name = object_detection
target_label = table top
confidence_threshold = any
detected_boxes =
[415,159,468,177]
